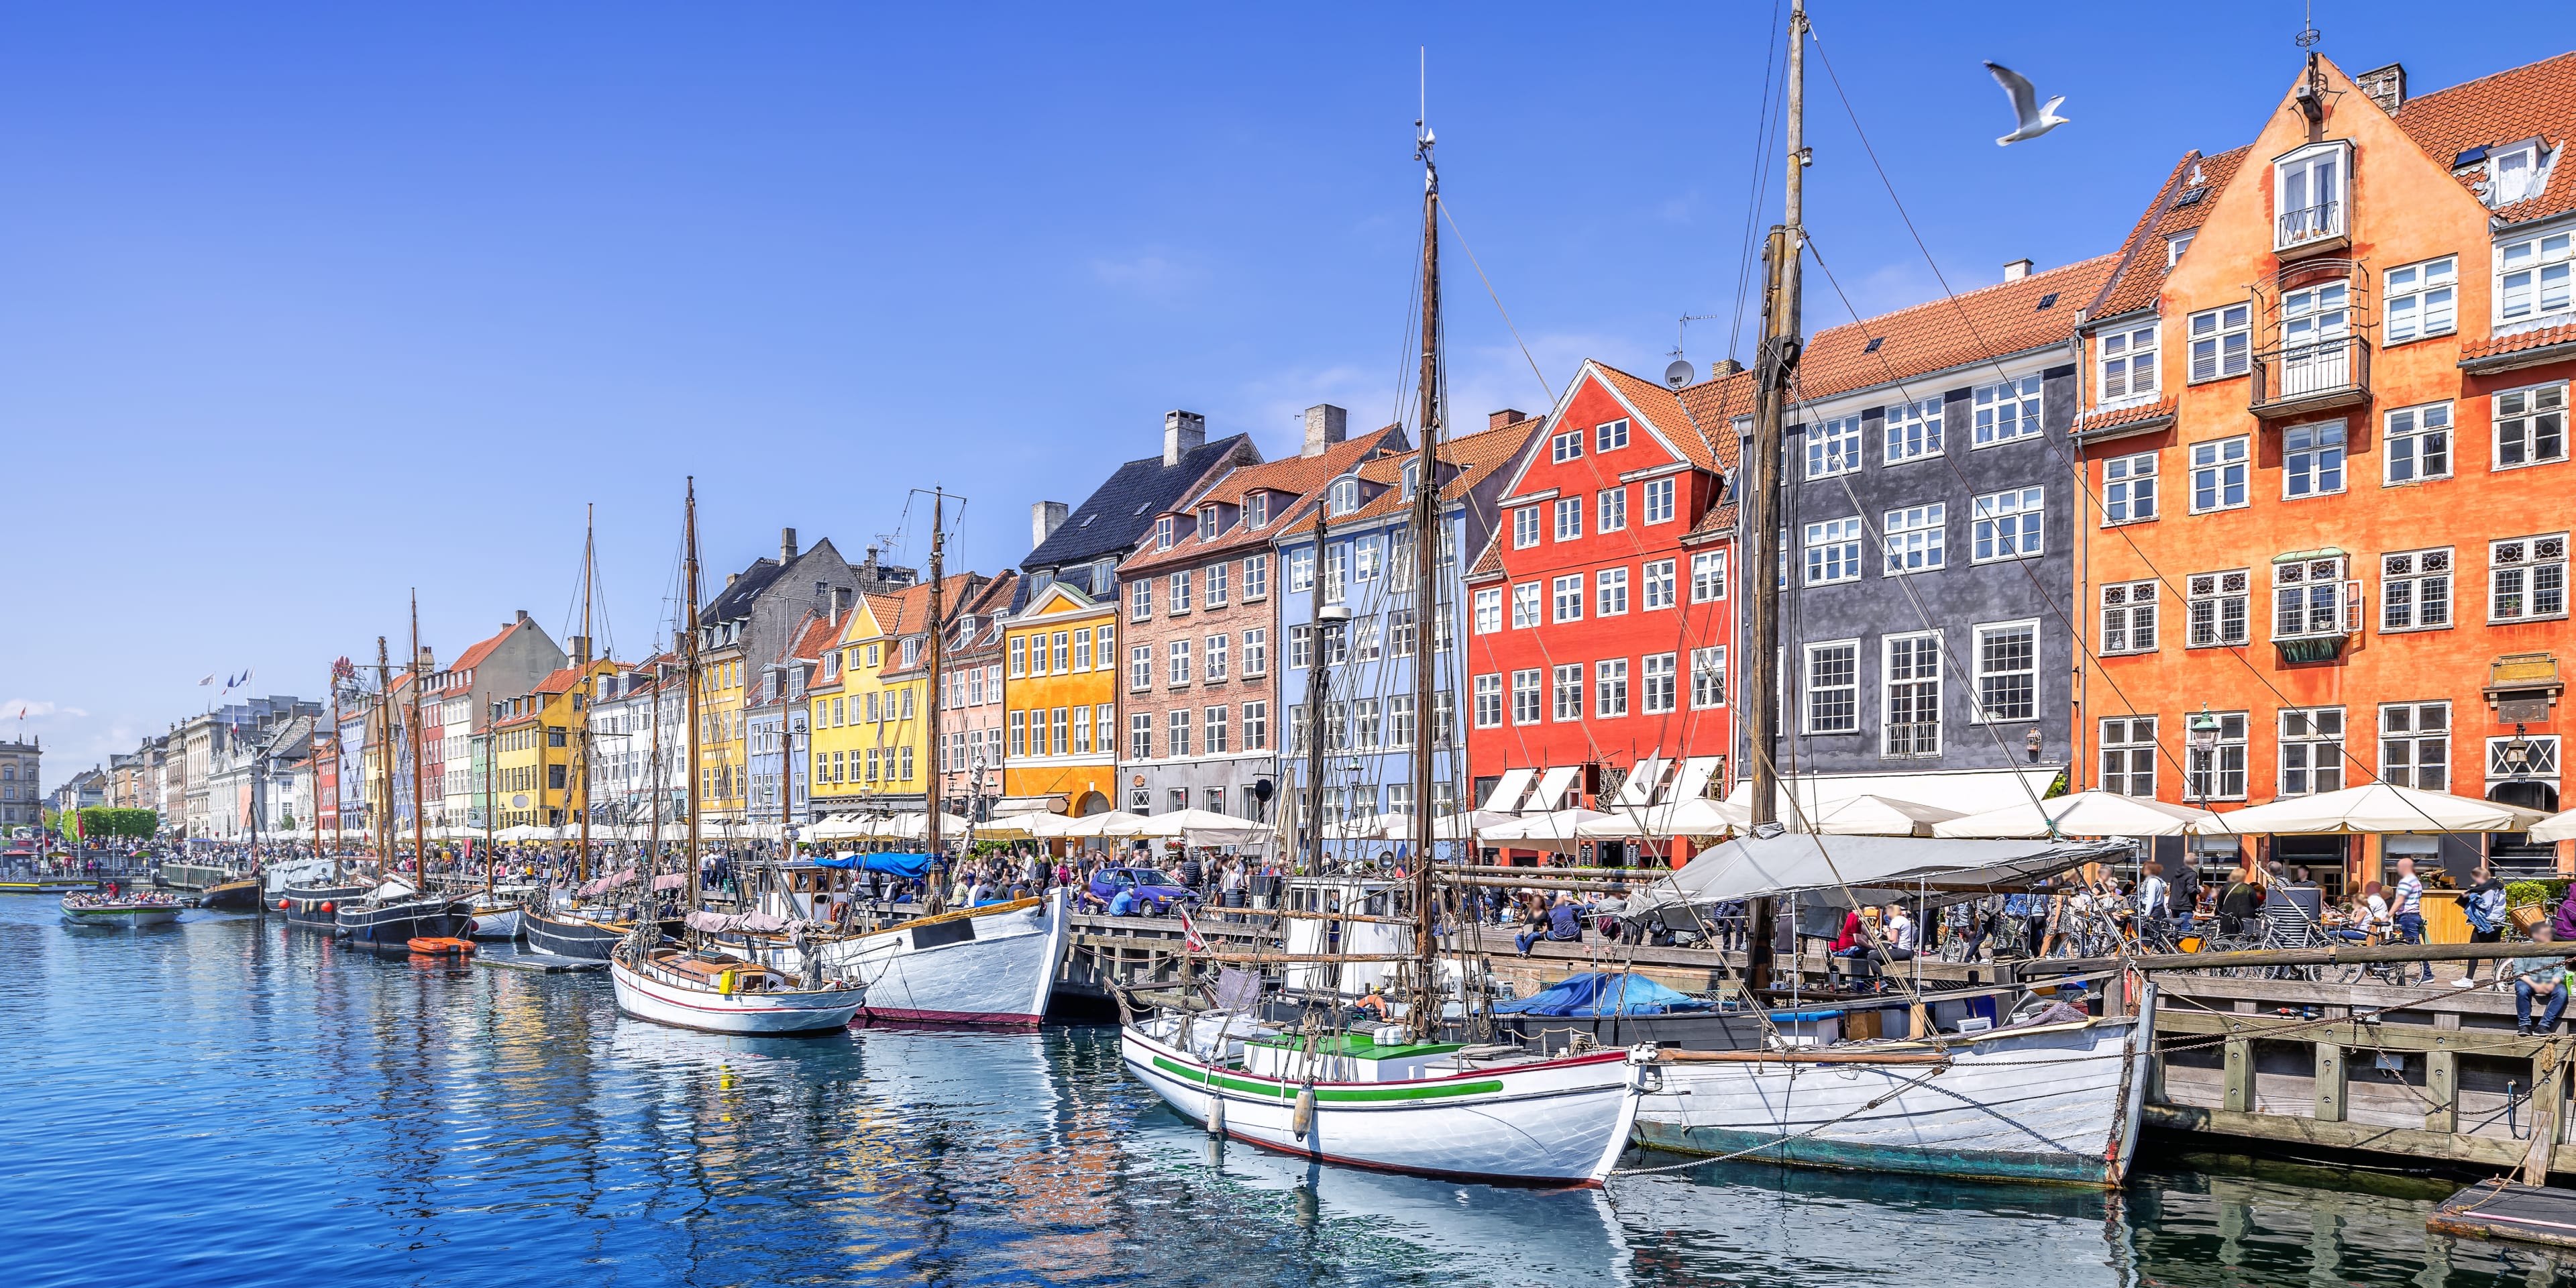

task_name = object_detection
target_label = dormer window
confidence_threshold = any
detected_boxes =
[1198,506,1219,541]
[1403,460,1419,498]
[2166,229,2195,266]
[1089,557,1116,593]
[1244,491,1269,527]
[2490,141,2546,207]
[1328,478,1360,517]
[2275,141,2349,251]
[1155,516,1176,550]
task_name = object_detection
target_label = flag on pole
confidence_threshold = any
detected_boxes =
[199,675,216,686]
[1177,906,1210,954]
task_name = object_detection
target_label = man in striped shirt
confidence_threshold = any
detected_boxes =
[2392,857,2430,985]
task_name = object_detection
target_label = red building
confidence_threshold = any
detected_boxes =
[1465,360,1751,863]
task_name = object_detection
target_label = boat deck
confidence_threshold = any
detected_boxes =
[2428,1179,2576,1248]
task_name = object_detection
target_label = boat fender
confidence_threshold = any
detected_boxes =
[278,899,292,912]
[1291,1081,1316,1140]
[319,902,334,914]
[1207,1093,1226,1136]
[717,969,737,996]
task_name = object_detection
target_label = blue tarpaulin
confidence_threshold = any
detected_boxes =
[813,852,934,879]
[1492,971,1713,1017]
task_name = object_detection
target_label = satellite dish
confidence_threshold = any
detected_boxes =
[1664,359,1696,389]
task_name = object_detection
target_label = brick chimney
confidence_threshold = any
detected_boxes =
[831,586,853,626]
[1711,358,1744,376]
[1031,500,1069,549]
[1487,409,1527,431]
[1165,410,1206,466]
[514,609,530,626]
[570,636,590,665]
[1301,404,1348,458]
[2004,258,2035,281]
[780,527,798,563]
[2356,62,2406,114]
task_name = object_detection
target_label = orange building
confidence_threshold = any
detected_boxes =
[999,580,1120,816]
[2074,52,2576,894]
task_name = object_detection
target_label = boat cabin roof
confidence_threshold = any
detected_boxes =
[1242,1032,1463,1059]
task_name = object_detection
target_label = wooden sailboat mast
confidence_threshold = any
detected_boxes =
[578,504,594,887]
[1743,0,1806,833]
[925,488,947,869]
[409,592,427,884]
[329,681,344,881]
[374,636,393,870]
[1406,115,1444,1040]
[683,479,703,879]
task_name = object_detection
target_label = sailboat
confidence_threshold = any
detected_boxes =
[335,610,474,951]
[1118,117,1653,1187]
[523,510,640,959]
[610,478,867,1036]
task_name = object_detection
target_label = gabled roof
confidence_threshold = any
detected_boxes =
[449,619,527,676]
[1680,497,1739,545]
[1796,254,2115,403]
[700,555,786,627]
[2388,50,2576,226]
[1595,363,1741,475]
[1025,432,1260,573]
[1281,414,1540,539]
[874,572,981,640]
[2087,146,2251,320]
[1125,426,1406,572]
[533,667,584,696]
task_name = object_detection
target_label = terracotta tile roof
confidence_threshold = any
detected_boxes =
[1465,539,1507,582]
[781,610,842,665]
[2388,51,2576,226]
[1593,362,1741,474]
[1681,498,1739,543]
[2088,146,2251,320]
[2074,396,2178,439]
[533,667,583,696]
[448,620,525,676]
[1797,254,2116,402]
[1121,426,1406,574]
[1678,368,1757,470]
[1278,415,1543,539]
[2461,321,2576,362]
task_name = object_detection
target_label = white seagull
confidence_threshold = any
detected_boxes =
[1984,61,2070,146]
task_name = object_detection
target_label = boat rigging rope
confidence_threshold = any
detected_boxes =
[1611,1059,1957,1176]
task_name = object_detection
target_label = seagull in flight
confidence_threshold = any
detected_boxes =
[1985,61,2070,146]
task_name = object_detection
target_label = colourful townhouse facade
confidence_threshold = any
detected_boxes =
[934,572,1017,820]
[1464,364,1739,863]
[2074,52,2576,895]
[870,573,985,819]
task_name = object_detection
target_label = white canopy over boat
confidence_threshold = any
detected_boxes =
[1933,791,2217,839]
[2188,782,2550,835]
[1631,833,2129,911]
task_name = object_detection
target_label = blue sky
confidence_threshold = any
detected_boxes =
[5,1,2569,788]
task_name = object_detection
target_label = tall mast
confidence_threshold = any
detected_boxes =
[329,680,343,880]
[482,684,496,895]
[1407,111,1443,1039]
[925,489,947,869]
[683,480,703,877]
[374,637,393,871]
[1303,515,1328,874]
[1743,0,1806,832]
[578,504,594,886]
[409,592,427,884]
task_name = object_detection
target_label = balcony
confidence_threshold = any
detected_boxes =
[2276,200,2348,258]
[2251,335,2369,419]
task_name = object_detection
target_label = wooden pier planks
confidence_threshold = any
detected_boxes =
[2430,1179,2576,1249]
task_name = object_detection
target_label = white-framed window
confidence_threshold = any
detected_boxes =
[1167,639,1192,686]
[1882,502,1945,574]
[1551,663,1585,722]
[2489,142,2547,208]
[1287,546,1313,593]
[1322,543,1347,604]
[1242,627,1267,676]
[2495,382,2567,469]
[2278,707,2345,796]
[1129,579,1152,621]
[1512,506,1541,548]
[1971,488,2044,561]
[1169,570,1193,613]
[2099,716,2157,797]
[1551,574,1583,623]
[2384,256,2457,342]
[1642,653,1677,714]
[1803,641,1860,734]
[1884,398,1943,463]
[2381,549,2453,632]
[1690,550,1728,602]
[1473,674,1503,729]
[1596,567,1629,616]
[2488,735,2562,780]
[1351,616,1381,663]
[1328,478,1360,517]
[1197,506,1219,541]
[1643,477,1676,524]
[2384,402,2452,484]
[1129,712,1152,760]
[1287,625,1312,670]
[1972,621,2038,722]
[1242,552,1267,600]
[1597,486,1627,533]
[1642,558,1676,610]
[1244,492,1269,529]
[1352,535,1380,584]
[2379,702,2449,790]
[2282,421,2346,498]
[1205,633,1228,681]
[2491,533,2570,622]
[2274,140,2347,250]
[2187,570,2252,647]
[2186,711,2248,802]
[1554,496,1582,542]
[2277,282,2352,396]
[2190,436,2249,513]
[2103,451,2157,523]
[2098,324,2159,402]
[2166,230,2195,266]
[1882,633,1941,758]
[1155,515,1176,550]
[1808,415,1862,478]
[2497,231,2573,325]
[1972,376,2043,447]
[2188,304,2251,381]
[2271,555,2351,640]
[1123,641,1149,690]
[1597,417,1629,451]
[1511,669,1542,724]
[1350,699,1378,750]
[1805,517,1864,584]
[1205,561,1228,607]
[1552,429,1585,463]
[1472,587,1502,635]
[1690,646,1726,709]
[1596,659,1629,718]
[2100,580,2158,655]
[1511,582,1541,629]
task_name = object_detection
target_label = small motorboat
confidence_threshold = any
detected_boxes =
[610,943,866,1036]
[333,880,474,951]
[60,890,183,928]
[198,877,264,912]
[407,936,476,957]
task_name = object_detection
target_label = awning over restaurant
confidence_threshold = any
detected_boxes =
[1633,833,2129,910]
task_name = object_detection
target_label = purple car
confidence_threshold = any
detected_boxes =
[1089,866,1197,916]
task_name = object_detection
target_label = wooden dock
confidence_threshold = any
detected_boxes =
[2428,1179,2576,1248]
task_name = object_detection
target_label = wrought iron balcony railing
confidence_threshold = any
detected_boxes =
[2251,334,2369,417]
[2277,201,2345,252]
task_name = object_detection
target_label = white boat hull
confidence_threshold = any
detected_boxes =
[815,890,1070,1025]
[1120,1024,1648,1186]
[466,906,521,940]
[609,957,867,1036]
[1633,989,2155,1187]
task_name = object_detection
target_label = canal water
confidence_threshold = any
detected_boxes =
[6,899,2567,1287]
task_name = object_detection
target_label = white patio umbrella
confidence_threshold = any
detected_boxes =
[1135,808,1263,843]
[1575,798,1750,839]
[801,814,870,841]
[1013,812,1083,839]
[1803,794,1964,837]
[2191,782,2551,835]
[888,811,973,840]
[2528,809,2576,843]
[1933,791,2216,839]
[1061,810,1150,839]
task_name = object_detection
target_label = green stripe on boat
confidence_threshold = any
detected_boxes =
[1150,1056,1504,1102]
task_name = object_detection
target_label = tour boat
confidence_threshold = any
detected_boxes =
[280,877,371,932]
[1,877,97,894]
[198,876,264,912]
[462,885,538,940]
[60,890,183,928]
[333,880,474,951]
[610,943,867,1036]
[1631,986,2157,1187]
[521,902,629,959]
[1120,1014,1654,1187]
[815,888,1071,1026]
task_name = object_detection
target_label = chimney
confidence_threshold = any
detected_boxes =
[1164,410,1206,466]
[832,586,853,626]
[570,636,590,665]
[1031,500,1069,549]
[780,527,798,563]
[2004,258,2035,281]
[726,572,739,588]
[1711,358,1745,377]
[1487,409,1527,432]
[2355,62,2406,114]
[514,609,530,626]
[417,647,435,670]
[1301,404,1348,458]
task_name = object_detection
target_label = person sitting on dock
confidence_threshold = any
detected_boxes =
[2506,926,2569,1037]
[1516,892,1589,956]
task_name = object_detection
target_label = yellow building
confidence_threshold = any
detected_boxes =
[806,584,947,816]
[1000,581,1118,816]
[698,633,748,826]
[490,660,618,827]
